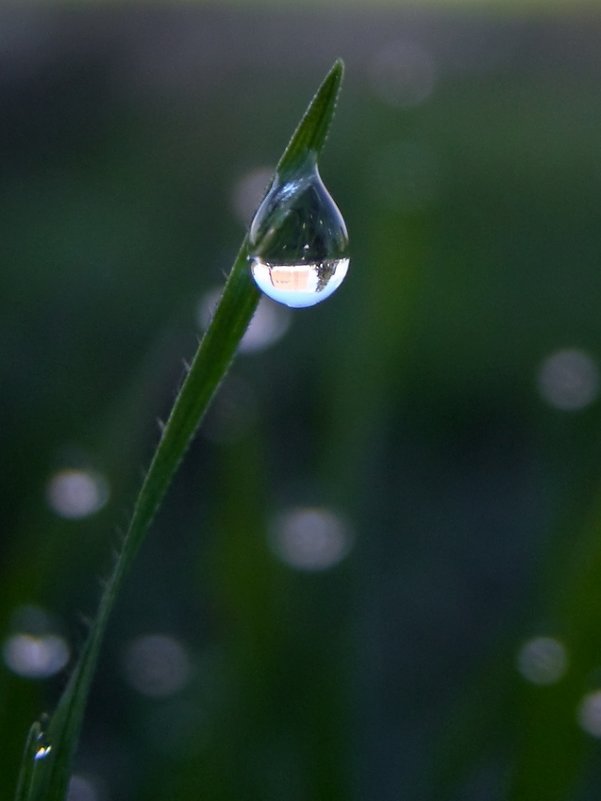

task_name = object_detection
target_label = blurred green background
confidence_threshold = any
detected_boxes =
[2,3,601,800]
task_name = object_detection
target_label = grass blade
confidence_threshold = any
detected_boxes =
[277,58,344,177]
[14,58,345,801]
[14,722,47,801]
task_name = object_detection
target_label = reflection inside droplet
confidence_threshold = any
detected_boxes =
[269,507,353,571]
[248,156,349,308]
[251,258,349,309]
[516,637,568,685]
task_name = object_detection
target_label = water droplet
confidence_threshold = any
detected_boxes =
[248,155,349,308]
[35,745,52,760]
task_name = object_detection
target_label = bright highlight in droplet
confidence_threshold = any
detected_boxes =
[34,745,52,761]
[516,637,568,685]
[537,348,599,411]
[3,633,70,678]
[123,634,191,697]
[269,507,353,571]
[46,468,109,519]
[578,690,601,738]
[251,258,349,309]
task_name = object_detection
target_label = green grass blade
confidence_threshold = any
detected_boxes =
[276,58,344,177]
[14,58,345,801]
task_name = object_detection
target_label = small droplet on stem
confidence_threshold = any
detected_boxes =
[34,745,52,761]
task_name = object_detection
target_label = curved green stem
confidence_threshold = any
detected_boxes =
[14,59,345,801]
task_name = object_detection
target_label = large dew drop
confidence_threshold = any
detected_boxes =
[248,155,349,308]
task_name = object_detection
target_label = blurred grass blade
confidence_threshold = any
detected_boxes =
[14,58,345,801]
[14,722,46,801]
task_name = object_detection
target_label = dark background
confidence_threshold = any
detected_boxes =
[2,4,601,800]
